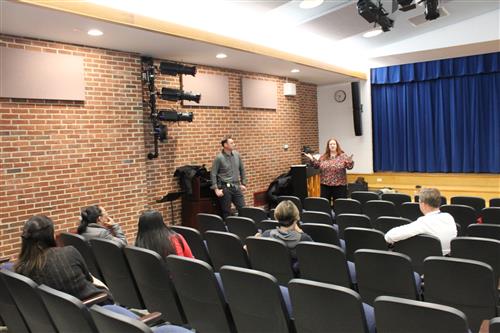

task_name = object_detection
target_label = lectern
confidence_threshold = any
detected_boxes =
[290,165,321,202]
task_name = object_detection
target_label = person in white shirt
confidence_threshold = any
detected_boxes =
[385,188,457,255]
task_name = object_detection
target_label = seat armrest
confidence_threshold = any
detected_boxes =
[139,312,162,326]
[82,292,109,306]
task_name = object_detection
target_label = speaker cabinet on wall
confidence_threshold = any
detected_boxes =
[351,82,363,136]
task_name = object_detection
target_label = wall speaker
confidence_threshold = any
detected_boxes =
[351,82,363,136]
[283,82,296,96]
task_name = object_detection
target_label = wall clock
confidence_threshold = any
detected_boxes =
[334,90,346,103]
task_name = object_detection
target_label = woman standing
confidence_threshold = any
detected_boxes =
[303,138,354,204]
[135,210,193,259]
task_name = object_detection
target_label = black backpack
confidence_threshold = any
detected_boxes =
[266,172,293,207]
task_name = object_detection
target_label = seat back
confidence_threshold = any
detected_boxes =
[59,232,104,282]
[166,255,235,333]
[225,216,258,243]
[351,191,379,205]
[490,198,500,208]
[238,207,268,223]
[38,284,98,333]
[300,223,340,247]
[466,223,500,241]
[381,193,411,216]
[277,195,303,212]
[363,200,397,222]
[373,216,411,234]
[220,266,292,333]
[289,278,371,333]
[123,246,186,324]
[90,305,152,333]
[344,227,387,262]
[440,204,477,236]
[246,237,294,285]
[301,211,333,225]
[336,213,371,239]
[482,207,500,224]
[0,270,30,333]
[354,249,419,306]
[374,295,469,333]
[393,234,442,274]
[450,237,500,286]
[259,219,279,232]
[424,256,498,332]
[334,198,362,215]
[205,231,250,271]
[171,226,212,264]
[451,196,485,214]
[491,317,500,333]
[400,202,424,221]
[89,238,143,309]
[1,270,57,333]
[197,213,226,233]
[296,242,352,288]
[303,197,332,216]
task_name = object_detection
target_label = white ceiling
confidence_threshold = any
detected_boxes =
[1,0,499,85]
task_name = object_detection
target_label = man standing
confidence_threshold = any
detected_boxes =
[385,188,457,255]
[211,135,247,219]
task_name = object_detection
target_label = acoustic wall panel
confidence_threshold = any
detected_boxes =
[182,73,229,107]
[0,47,85,100]
[241,78,277,109]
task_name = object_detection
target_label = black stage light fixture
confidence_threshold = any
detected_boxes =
[424,0,440,20]
[153,123,167,142]
[157,109,194,122]
[357,0,394,32]
[397,0,416,11]
[159,61,197,76]
[160,87,201,103]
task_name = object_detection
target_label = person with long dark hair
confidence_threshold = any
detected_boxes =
[303,138,354,204]
[135,210,193,259]
[77,205,127,245]
[14,215,191,332]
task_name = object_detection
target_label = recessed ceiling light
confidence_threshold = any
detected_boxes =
[87,29,103,37]
[215,53,227,59]
[363,28,383,38]
[291,69,300,73]
[299,0,324,9]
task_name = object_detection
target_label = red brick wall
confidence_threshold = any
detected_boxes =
[0,35,318,258]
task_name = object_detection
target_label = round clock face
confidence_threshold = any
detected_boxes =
[334,90,346,103]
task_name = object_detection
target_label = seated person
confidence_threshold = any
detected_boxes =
[14,215,189,333]
[78,205,127,246]
[385,188,457,255]
[259,200,313,260]
[135,210,193,259]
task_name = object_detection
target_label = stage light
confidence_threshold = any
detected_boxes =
[159,61,197,76]
[160,87,201,103]
[157,109,194,122]
[357,0,394,32]
[425,0,440,20]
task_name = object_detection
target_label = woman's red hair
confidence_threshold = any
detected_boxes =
[320,138,344,161]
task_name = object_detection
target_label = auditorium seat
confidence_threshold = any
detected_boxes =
[351,191,380,205]
[204,231,250,271]
[400,202,424,221]
[0,269,30,333]
[381,193,412,216]
[440,204,476,236]
[363,200,398,223]
[59,232,104,282]
[225,216,258,243]
[171,226,212,264]
[451,196,486,215]
[393,234,442,275]
[372,216,411,234]
[303,197,333,217]
[482,207,500,224]
[374,295,469,333]
[300,223,341,248]
[124,246,186,324]
[296,242,355,288]
[336,213,371,239]
[354,249,421,306]
[197,213,226,233]
[238,207,268,223]
[466,223,500,241]
[277,195,303,212]
[301,211,334,225]
[220,266,293,333]
[246,236,295,285]
[344,227,387,262]
[334,198,362,216]
[289,279,375,333]
[258,219,279,232]
[490,198,500,208]
[166,255,235,333]
[490,317,500,333]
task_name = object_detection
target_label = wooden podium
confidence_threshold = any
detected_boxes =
[290,165,321,202]
[181,176,220,229]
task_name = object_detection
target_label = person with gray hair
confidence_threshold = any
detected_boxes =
[385,188,457,255]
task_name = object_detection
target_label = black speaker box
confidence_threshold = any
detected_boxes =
[351,82,363,136]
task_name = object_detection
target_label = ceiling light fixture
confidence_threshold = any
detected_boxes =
[299,0,324,9]
[87,29,103,36]
[291,69,300,73]
[363,28,383,38]
[215,53,227,59]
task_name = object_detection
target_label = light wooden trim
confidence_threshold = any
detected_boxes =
[17,0,366,79]
[347,173,500,204]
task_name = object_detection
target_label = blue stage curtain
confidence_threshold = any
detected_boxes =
[371,52,500,173]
